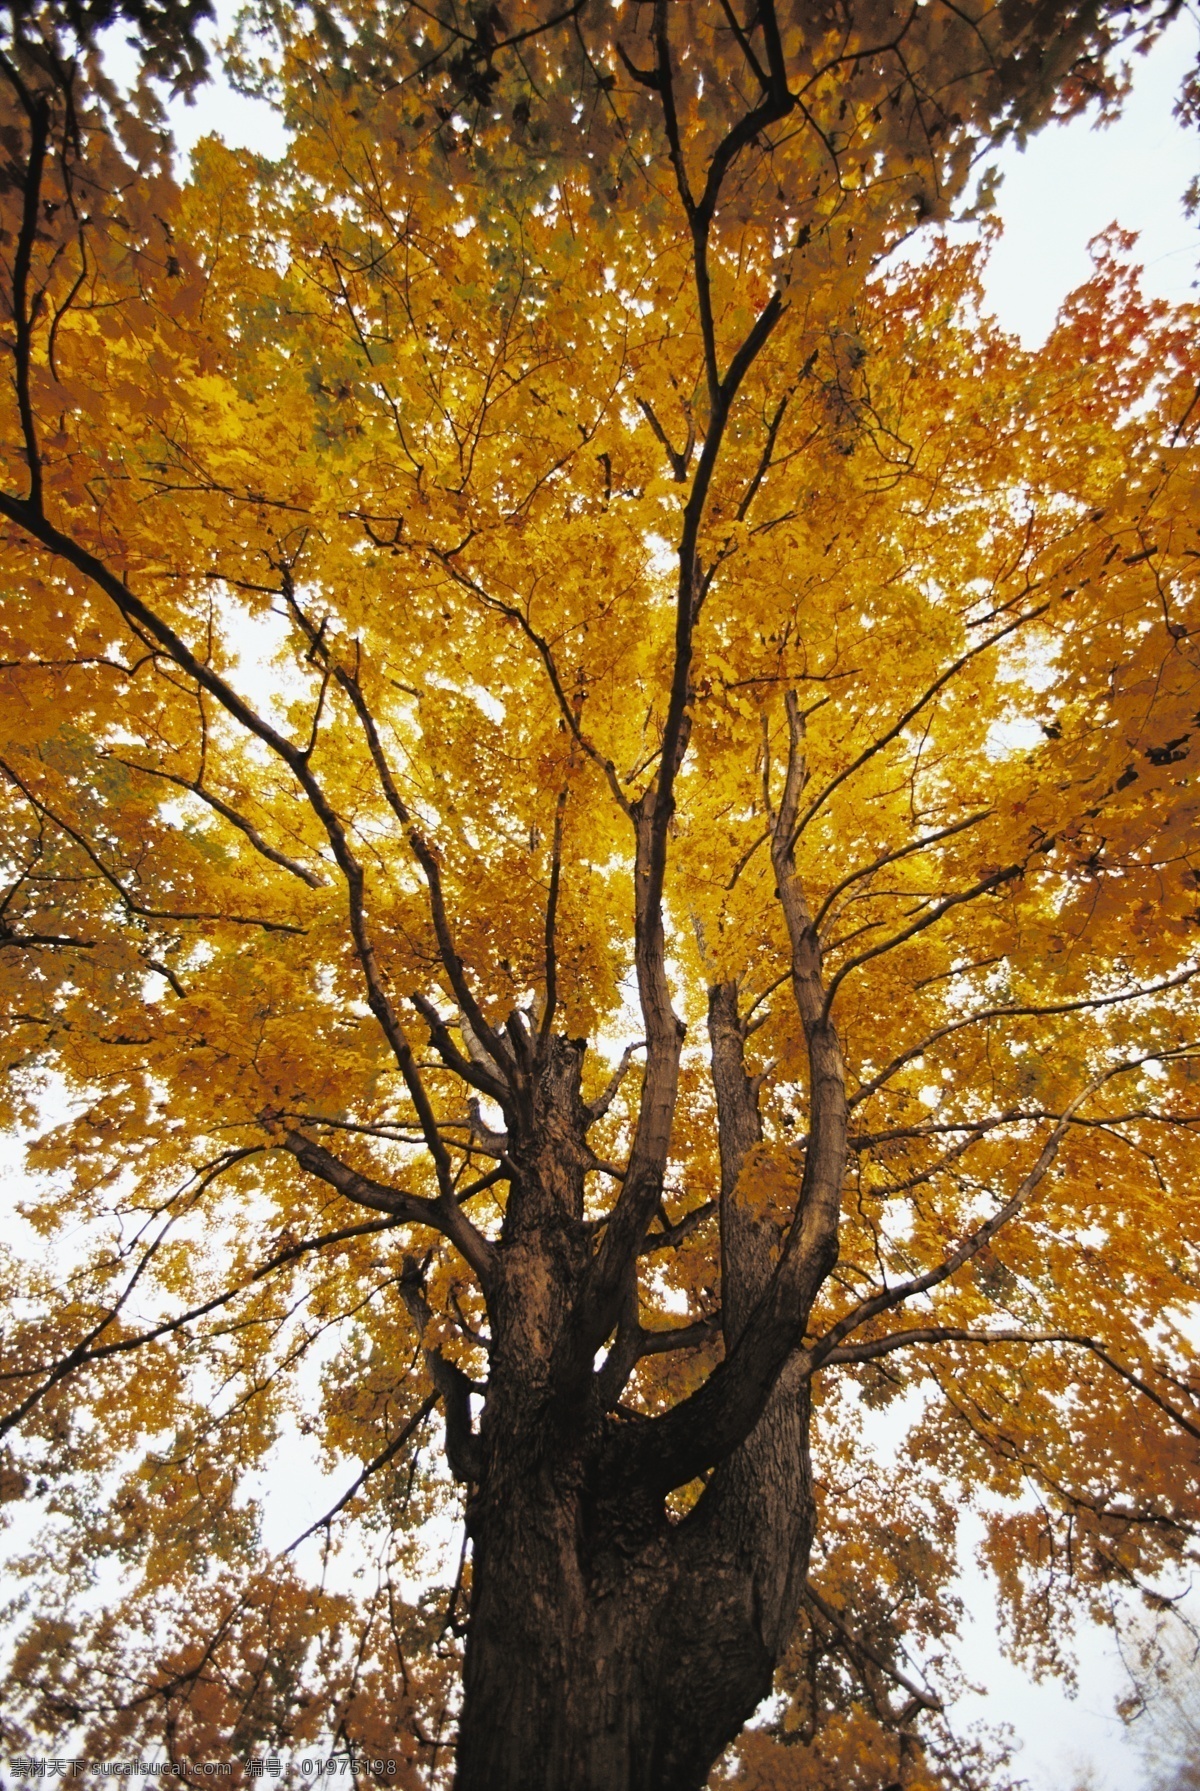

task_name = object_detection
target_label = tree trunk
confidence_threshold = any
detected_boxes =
[453,1382,814,1791]
[452,1001,816,1791]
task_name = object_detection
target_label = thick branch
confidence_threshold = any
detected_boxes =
[637,1315,721,1356]
[610,694,849,1490]
[281,1130,496,1290]
[0,924,92,951]
[574,273,789,1371]
[636,396,692,481]
[540,786,567,1040]
[638,1198,715,1254]
[11,95,49,516]
[571,795,686,1370]
[596,1308,720,1410]
[708,978,771,1346]
[409,992,509,1105]
[770,691,848,1303]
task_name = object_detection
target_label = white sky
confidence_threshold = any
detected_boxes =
[44,11,1200,1790]
[980,14,1200,345]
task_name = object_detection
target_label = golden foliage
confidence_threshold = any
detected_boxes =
[0,0,1196,1783]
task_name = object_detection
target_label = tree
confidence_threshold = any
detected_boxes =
[1,1,1198,1786]
[1138,1623,1200,1791]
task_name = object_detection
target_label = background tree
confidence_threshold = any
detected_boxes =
[0,2,1198,1787]
[1138,1623,1200,1791]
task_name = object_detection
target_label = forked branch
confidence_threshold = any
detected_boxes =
[280,1130,496,1289]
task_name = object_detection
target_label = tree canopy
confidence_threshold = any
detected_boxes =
[0,2,1198,1787]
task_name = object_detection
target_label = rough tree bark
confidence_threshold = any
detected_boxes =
[452,1004,824,1791]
